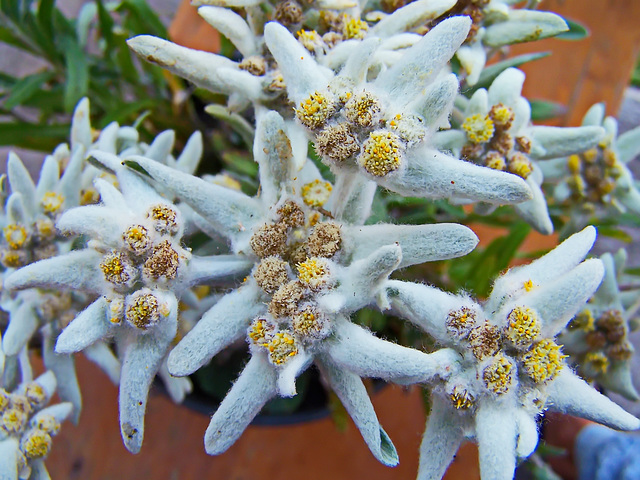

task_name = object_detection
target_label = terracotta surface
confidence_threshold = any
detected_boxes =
[44,356,479,479]
[168,0,220,52]
[514,0,640,125]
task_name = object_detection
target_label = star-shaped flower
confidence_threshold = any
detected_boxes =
[385,226,639,479]
[542,103,640,233]
[4,154,253,453]
[264,17,533,206]
[435,67,604,234]
[0,359,73,480]
[561,249,639,401]
[122,109,479,462]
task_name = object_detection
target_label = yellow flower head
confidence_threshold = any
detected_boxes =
[522,339,566,384]
[41,192,65,214]
[462,114,495,144]
[359,130,403,177]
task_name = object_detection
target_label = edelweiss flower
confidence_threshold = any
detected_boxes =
[455,0,569,85]
[126,0,458,112]
[122,109,478,462]
[542,103,640,232]
[436,68,604,234]
[4,156,253,453]
[0,361,73,480]
[265,17,533,205]
[561,249,639,401]
[385,226,640,479]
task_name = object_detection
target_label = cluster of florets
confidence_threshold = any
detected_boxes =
[247,198,342,366]
[460,103,533,180]
[444,301,565,411]
[0,384,62,471]
[97,203,188,330]
[565,308,633,379]
[562,138,623,210]
[1,198,63,270]
[296,86,425,177]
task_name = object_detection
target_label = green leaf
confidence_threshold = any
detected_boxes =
[37,0,55,40]
[113,32,139,83]
[597,226,633,243]
[99,99,157,126]
[118,0,167,37]
[96,0,115,54]
[556,18,589,41]
[122,160,151,177]
[529,99,566,121]
[1,0,21,21]
[205,104,255,149]
[3,71,54,110]
[467,52,550,94]
[62,36,89,111]
[0,122,70,151]
[0,25,34,52]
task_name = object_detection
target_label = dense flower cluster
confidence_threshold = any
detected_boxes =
[2,1,640,479]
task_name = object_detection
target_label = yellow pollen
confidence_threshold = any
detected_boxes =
[345,91,380,128]
[295,91,335,129]
[149,205,179,234]
[3,224,28,249]
[582,148,598,163]
[22,429,52,459]
[296,29,323,51]
[2,408,26,434]
[570,309,595,332]
[302,179,333,207]
[1,250,24,268]
[567,155,582,174]
[100,252,132,285]
[505,306,541,349]
[41,192,64,214]
[267,332,299,365]
[482,355,514,395]
[488,103,515,129]
[462,114,495,143]
[522,339,566,384]
[446,306,477,338]
[359,131,403,177]
[523,280,534,292]
[450,386,475,409]
[24,383,46,408]
[126,292,160,330]
[36,415,60,435]
[342,16,368,39]
[296,257,329,290]
[508,153,533,179]
[584,351,609,375]
[123,225,151,255]
[248,318,272,346]
[0,390,9,411]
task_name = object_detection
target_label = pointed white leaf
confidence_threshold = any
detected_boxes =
[204,354,277,455]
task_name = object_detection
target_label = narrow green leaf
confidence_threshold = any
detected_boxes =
[3,71,54,110]
[123,160,151,177]
[62,37,89,111]
[99,99,158,126]
[0,122,70,151]
[529,99,566,121]
[556,18,589,41]
[0,25,34,52]
[118,0,167,37]
[597,226,633,243]
[467,51,550,94]
[1,0,21,20]
[96,0,115,53]
[113,31,139,83]
[37,0,55,40]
